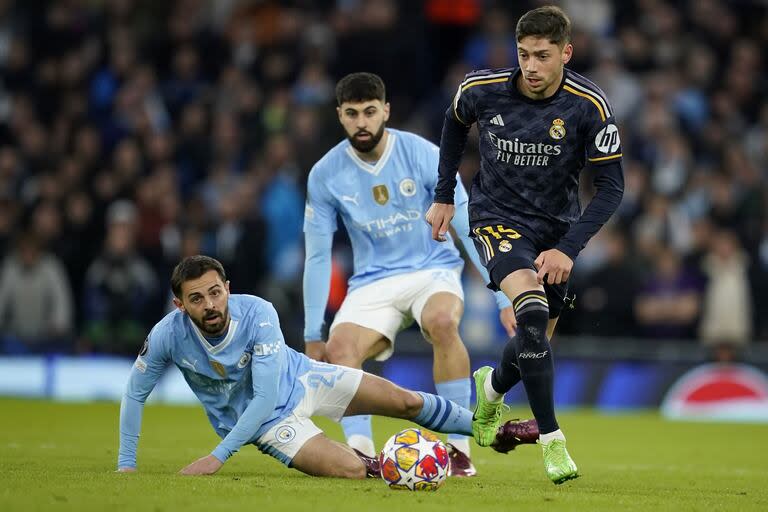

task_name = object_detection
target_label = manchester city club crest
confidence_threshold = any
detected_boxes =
[275,425,296,443]
[373,184,389,205]
[399,178,416,197]
[237,352,252,369]
[549,118,566,140]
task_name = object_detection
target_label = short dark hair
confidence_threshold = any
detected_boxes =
[516,5,571,46]
[335,72,386,105]
[171,255,227,298]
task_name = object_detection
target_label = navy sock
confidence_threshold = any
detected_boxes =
[491,337,522,394]
[513,290,559,434]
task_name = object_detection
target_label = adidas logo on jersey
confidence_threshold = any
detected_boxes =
[489,114,505,126]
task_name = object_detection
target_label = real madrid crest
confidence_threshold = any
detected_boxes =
[499,240,512,252]
[399,178,416,197]
[372,184,389,205]
[549,118,566,140]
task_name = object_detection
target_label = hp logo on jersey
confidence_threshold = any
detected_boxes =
[594,124,620,154]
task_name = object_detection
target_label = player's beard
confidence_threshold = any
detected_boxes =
[347,123,385,153]
[193,307,230,336]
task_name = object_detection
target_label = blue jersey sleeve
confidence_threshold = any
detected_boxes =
[304,167,338,235]
[118,327,171,469]
[303,231,333,341]
[211,305,283,462]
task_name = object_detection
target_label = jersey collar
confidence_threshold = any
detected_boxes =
[345,131,396,176]
[189,316,239,355]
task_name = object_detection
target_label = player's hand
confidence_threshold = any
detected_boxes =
[499,306,517,337]
[425,203,455,242]
[179,455,223,476]
[305,340,327,362]
[534,249,573,285]
[116,467,136,473]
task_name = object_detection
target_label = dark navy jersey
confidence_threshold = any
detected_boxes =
[441,67,622,251]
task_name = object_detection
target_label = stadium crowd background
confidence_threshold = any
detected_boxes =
[0,0,766,362]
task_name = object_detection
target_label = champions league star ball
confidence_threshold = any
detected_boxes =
[379,428,449,491]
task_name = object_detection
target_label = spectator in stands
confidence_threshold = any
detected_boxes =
[699,230,752,362]
[82,200,159,354]
[0,231,74,353]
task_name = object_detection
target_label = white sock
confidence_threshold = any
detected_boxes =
[448,437,471,455]
[484,370,504,402]
[539,429,566,445]
[347,434,376,458]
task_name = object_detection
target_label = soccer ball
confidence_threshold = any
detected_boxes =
[378,428,449,491]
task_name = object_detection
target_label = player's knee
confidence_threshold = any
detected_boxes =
[325,338,362,367]
[421,310,460,344]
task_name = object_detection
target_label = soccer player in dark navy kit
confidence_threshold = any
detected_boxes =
[426,5,624,484]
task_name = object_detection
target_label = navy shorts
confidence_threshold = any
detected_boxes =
[470,223,571,319]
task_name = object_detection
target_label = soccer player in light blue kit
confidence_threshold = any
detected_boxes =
[117,256,532,477]
[303,73,535,476]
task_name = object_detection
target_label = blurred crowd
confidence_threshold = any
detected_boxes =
[0,0,766,359]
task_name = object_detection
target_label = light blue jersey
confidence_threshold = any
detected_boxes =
[118,294,312,468]
[304,129,466,290]
[302,129,512,341]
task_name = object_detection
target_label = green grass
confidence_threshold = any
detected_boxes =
[1,398,766,512]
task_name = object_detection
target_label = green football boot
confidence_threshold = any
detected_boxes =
[472,366,504,447]
[541,438,579,484]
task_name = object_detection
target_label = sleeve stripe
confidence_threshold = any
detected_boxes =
[588,153,622,162]
[472,228,494,260]
[563,85,606,121]
[460,71,512,88]
[564,78,611,118]
[453,72,512,126]
[461,77,509,92]
[452,85,468,125]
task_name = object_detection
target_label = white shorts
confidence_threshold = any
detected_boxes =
[330,267,464,361]
[254,361,363,466]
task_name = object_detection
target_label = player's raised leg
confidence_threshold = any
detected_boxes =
[497,269,577,484]
[418,292,475,476]
[346,372,471,434]
[325,322,391,457]
[345,372,537,450]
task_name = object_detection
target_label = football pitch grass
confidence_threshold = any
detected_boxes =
[1,398,766,512]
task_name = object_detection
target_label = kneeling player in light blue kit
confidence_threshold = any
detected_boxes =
[303,73,533,476]
[117,256,534,477]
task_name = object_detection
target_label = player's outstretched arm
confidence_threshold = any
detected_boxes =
[117,334,168,472]
[303,231,334,361]
[180,307,284,475]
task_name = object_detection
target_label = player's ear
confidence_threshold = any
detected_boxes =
[173,297,185,312]
[336,106,343,123]
[383,102,390,122]
[561,43,573,65]
[225,280,231,293]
